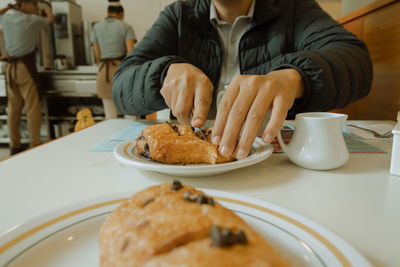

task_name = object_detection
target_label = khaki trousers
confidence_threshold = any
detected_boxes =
[96,59,121,119]
[101,98,118,120]
[5,61,42,148]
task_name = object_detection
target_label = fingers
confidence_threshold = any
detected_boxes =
[217,80,259,158]
[235,89,273,160]
[191,84,213,127]
[212,70,302,160]
[161,63,213,126]
[161,78,194,125]
[212,81,240,146]
[262,98,288,143]
[160,86,172,109]
[174,86,194,125]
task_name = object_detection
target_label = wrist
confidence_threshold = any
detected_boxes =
[287,69,304,99]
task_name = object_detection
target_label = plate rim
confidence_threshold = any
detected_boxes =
[113,137,273,173]
[0,189,371,267]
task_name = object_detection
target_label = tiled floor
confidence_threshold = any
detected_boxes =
[0,145,10,161]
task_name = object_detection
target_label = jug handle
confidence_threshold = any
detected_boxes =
[276,121,294,153]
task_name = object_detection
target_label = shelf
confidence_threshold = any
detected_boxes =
[0,137,49,144]
[44,91,98,97]
[0,115,29,120]
[0,115,48,120]
[47,116,105,121]
[0,89,104,143]
[0,115,105,121]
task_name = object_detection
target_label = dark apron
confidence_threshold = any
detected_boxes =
[7,51,42,98]
[99,56,125,83]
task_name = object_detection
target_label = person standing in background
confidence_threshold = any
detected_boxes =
[91,0,136,119]
[39,1,53,70]
[0,29,8,60]
[0,0,55,155]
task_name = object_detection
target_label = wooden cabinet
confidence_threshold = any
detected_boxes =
[334,0,400,120]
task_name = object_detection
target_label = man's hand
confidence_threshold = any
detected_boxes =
[43,6,55,24]
[0,4,15,15]
[161,63,214,127]
[212,69,304,160]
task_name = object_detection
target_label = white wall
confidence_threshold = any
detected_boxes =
[342,0,375,15]
[0,0,177,42]
[76,0,176,42]
[317,0,342,20]
[0,1,14,9]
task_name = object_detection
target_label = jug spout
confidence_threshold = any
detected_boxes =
[337,113,349,126]
[277,130,290,154]
[340,114,348,126]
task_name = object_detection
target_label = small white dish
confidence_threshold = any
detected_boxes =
[0,190,371,267]
[113,137,273,177]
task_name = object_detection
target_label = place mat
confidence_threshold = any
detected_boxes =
[272,129,386,153]
[91,122,386,154]
[90,121,157,152]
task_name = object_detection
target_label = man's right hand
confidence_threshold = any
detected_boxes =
[43,6,56,24]
[161,63,213,127]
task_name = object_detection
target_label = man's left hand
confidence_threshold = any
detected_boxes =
[212,69,305,160]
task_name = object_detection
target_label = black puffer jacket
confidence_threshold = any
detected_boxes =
[113,0,372,118]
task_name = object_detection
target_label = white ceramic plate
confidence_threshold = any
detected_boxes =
[0,190,371,267]
[113,137,273,177]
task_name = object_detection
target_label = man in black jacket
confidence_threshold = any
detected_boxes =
[113,0,372,160]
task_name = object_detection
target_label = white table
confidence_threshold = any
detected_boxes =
[0,119,398,267]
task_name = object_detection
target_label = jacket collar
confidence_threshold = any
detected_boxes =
[209,0,255,25]
[193,0,283,35]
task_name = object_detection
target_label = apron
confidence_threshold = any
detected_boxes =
[97,57,124,99]
[7,51,42,98]
[99,56,125,83]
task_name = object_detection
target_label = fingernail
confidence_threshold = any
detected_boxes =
[219,146,230,157]
[236,149,247,160]
[212,136,221,145]
[192,119,202,127]
[263,134,273,143]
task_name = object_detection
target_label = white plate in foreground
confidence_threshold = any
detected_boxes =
[113,137,273,177]
[0,190,371,267]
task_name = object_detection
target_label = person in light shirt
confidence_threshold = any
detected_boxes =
[112,0,373,160]
[0,0,55,155]
[91,0,137,119]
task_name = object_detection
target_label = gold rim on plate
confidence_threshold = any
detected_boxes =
[0,196,350,266]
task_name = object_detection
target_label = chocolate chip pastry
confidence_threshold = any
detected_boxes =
[98,181,291,267]
[135,123,234,164]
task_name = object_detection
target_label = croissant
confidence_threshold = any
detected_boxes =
[135,123,234,164]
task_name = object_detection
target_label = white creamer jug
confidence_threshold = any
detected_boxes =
[390,111,400,176]
[277,112,349,170]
